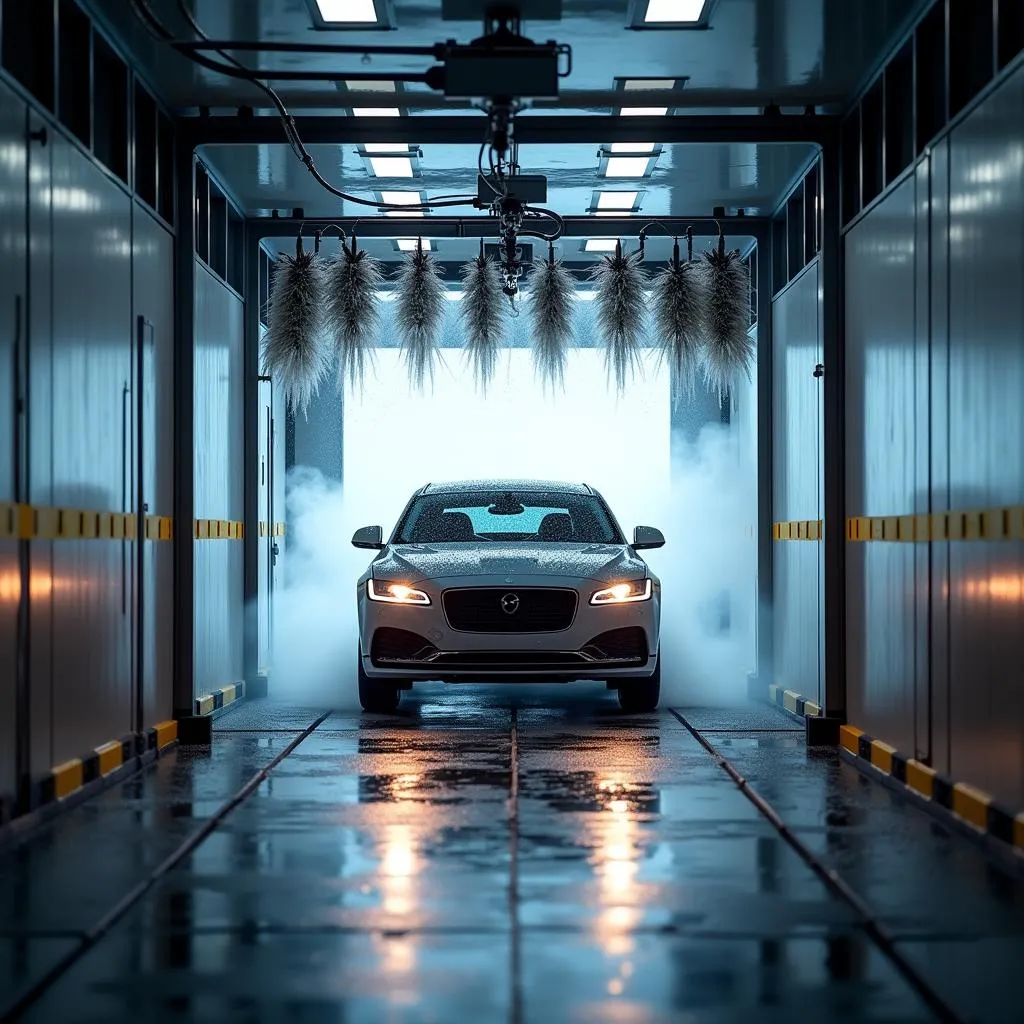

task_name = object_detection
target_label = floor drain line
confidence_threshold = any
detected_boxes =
[667,708,965,1024]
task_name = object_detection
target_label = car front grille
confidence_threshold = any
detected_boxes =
[442,587,578,633]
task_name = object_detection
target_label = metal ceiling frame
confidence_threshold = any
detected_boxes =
[246,216,766,241]
[173,107,842,728]
[181,113,839,149]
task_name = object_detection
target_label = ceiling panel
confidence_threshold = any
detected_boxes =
[88,0,928,228]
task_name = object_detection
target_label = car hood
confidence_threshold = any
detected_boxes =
[373,543,648,584]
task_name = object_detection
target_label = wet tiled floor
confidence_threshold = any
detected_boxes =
[1,684,1022,1022]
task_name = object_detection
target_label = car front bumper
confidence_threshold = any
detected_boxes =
[358,573,660,681]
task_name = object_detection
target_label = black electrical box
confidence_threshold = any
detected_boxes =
[477,174,548,204]
[443,49,560,99]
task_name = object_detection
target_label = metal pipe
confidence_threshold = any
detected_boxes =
[179,113,836,148]
[248,215,766,241]
[178,87,844,112]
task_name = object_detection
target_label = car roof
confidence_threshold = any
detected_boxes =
[419,479,596,496]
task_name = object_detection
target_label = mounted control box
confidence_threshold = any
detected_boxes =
[476,174,548,203]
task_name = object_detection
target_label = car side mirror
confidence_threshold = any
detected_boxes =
[633,525,665,550]
[352,525,384,550]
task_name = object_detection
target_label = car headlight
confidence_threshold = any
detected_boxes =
[367,579,431,605]
[590,578,652,605]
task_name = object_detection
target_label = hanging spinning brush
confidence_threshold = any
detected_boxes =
[459,239,507,391]
[262,234,331,416]
[701,227,754,402]
[588,240,648,392]
[528,242,575,392]
[394,238,446,388]
[652,227,706,402]
[323,231,383,391]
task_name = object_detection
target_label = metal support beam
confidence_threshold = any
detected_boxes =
[755,234,774,692]
[242,227,261,691]
[820,135,845,720]
[172,147,196,720]
[249,216,766,242]
[180,114,837,149]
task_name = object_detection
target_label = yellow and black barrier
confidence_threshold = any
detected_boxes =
[840,725,1024,856]
[0,504,264,543]
[194,680,246,717]
[772,519,822,541]
[772,506,1024,543]
[767,682,822,718]
[31,719,178,809]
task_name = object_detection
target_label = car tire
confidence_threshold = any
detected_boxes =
[357,648,401,714]
[617,651,661,713]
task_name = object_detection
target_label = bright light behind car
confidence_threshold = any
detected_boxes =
[590,579,653,604]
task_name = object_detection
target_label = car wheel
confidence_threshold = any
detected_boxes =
[617,650,661,713]
[357,648,401,714]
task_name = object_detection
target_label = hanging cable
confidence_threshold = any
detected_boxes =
[129,0,479,213]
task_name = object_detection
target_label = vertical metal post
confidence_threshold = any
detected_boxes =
[820,131,846,721]
[172,140,196,719]
[242,225,261,689]
[754,223,774,692]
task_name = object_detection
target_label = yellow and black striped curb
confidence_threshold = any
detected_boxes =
[840,725,1024,856]
[768,683,822,718]
[259,521,287,537]
[30,720,177,809]
[194,680,246,717]
[772,519,823,541]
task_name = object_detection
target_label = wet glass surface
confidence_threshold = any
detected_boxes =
[1,685,1021,1022]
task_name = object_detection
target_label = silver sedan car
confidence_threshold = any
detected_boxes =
[351,480,664,713]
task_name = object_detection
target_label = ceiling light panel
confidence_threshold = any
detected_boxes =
[604,156,652,177]
[369,156,414,177]
[623,78,676,89]
[353,107,402,117]
[347,79,395,92]
[397,238,431,251]
[315,0,378,23]
[584,239,620,252]
[597,191,639,210]
[644,0,707,23]
[620,107,669,116]
[381,190,424,216]
[365,143,408,153]
[611,142,656,153]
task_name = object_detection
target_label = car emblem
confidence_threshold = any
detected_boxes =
[500,592,520,615]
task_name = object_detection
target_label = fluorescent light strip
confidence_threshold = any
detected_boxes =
[644,0,707,23]
[620,107,669,116]
[381,190,424,216]
[365,143,408,153]
[604,156,651,177]
[584,239,619,252]
[596,191,639,210]
[346,79,395,92]
[369,156,413,178]
[353,107,402,117]
[397,238,431,251]
[317,0,377,23]
[611,142,656,153]
[622,78,676,89]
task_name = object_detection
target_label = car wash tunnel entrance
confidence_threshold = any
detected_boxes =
[1,1,1023,1020]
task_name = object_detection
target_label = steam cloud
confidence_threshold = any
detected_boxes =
[267,348,757,709]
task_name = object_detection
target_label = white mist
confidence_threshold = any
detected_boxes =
[269,347,756,708]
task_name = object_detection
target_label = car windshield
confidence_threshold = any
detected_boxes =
[393,490,623,544]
